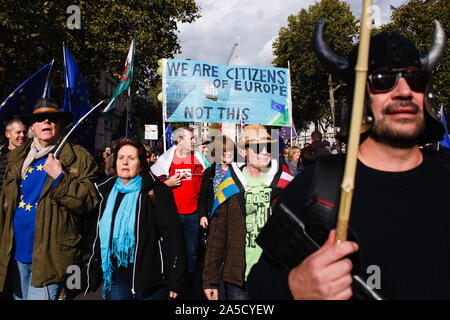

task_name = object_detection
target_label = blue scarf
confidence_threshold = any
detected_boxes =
[98,175,142,295]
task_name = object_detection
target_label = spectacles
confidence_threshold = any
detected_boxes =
[367,70,429,93]
[33,114,60,124]
[246,143,272,154]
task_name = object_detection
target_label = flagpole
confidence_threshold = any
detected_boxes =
[163,121,167,153]
[42,59,54,99]
[62,44,71,112]
[55,100,103,156]
[335,0,372,245]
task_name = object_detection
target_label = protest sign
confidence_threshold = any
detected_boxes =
[162,59,292,126]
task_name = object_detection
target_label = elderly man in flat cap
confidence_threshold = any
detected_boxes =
[0,98,99,300]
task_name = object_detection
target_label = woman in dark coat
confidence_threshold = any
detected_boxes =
[197,135,236,229]
[85,138,186,300]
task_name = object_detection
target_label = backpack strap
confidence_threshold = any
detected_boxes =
[304,154,346,234]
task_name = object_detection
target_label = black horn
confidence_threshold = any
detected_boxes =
[313,18,349,74]
[420,20,446,72]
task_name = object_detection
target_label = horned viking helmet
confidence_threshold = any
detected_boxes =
[313,18,447,144]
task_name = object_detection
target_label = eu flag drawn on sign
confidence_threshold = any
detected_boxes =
[271,99,285,114]
[0,61,53,134]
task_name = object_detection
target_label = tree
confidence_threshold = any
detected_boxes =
[272,0,358,132]
[377,0,449,123]
[0,0,200,126]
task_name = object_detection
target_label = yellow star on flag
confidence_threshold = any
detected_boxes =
[36,164,44,171]
[28,168,34,173]
[25,203,32,211]
[19,200,26,208]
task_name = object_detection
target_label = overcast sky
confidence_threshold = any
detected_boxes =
[175,0,410,67]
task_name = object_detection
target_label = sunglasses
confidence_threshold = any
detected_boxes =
[246,143,272,154]
[368,70,429,93]
[33,114,60,124]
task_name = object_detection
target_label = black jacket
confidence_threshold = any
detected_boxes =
[197,163,216,220]
[85,171,187,295]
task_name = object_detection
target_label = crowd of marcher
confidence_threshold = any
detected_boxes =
[0,20,449,301]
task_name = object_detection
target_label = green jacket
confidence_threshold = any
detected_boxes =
[0,140,100,290]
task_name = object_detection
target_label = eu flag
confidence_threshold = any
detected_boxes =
[63,45,91,123]
[279,126,296,142]
[165,123,175,149]
[63,45,98,154]
[271,99,285,114]
[0,61,53,133]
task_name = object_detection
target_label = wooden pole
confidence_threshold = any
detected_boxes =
[334,0,373,245]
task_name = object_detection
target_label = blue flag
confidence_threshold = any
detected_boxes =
[390,5,397,11]
[63,46,98,154]
[110,109,134,141]
[63,45,91,124]
[0,61,53,133]
[210,169,240,219]
[165,123,175,149]
[439,106,450,152]
[271,99,285,114]
[279,126,296,142]
[279,135,286,155]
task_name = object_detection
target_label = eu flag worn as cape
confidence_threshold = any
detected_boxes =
[0,61,53,133]
[210,169,240,219]
[63,45,98,154]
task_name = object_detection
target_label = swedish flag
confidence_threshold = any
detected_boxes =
[210,169,240,219]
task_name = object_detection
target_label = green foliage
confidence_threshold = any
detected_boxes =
[0,0,200,126]
[272,0,358,131]
[377,0,449,123]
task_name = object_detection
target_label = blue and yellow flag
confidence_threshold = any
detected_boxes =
[210,169,240,219]
[165,123,175,149]
[0,61,53,133]
[63,45,91,124]
[63,45,99,154]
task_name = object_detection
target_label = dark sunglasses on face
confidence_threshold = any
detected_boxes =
[246,143,272,154]
[33,114,60,124]
[367,69,429,93]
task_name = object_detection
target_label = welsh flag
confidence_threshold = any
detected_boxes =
[103,38,135,116]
